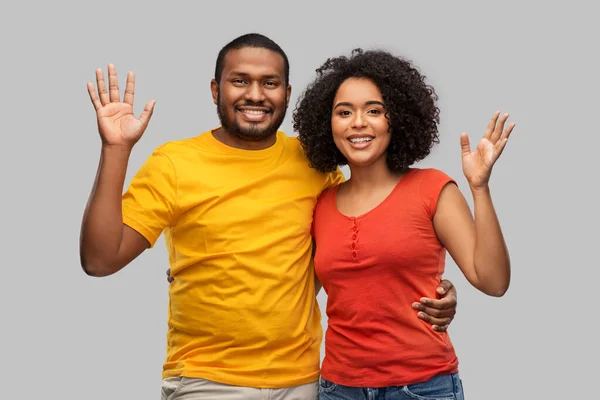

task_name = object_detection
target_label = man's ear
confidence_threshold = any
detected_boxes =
[211,79,219,105]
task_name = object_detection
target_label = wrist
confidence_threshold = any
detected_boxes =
[101,143,134,154]
[469,184,490,196]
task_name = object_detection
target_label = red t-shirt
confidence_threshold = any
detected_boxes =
[312,168,459,387]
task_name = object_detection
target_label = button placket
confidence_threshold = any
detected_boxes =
[351,218,358,260]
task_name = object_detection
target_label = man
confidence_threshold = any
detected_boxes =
[80,33,458,399]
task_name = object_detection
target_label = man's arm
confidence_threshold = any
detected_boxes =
[80,146,150,276]
[166,261,457,332]
[412,279,458,332]
[311,238,323,295]
[79,64,155,277]
[314,274,322,296]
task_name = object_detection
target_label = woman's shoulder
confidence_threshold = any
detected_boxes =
[407,167,456,187]
[410,167,452,179]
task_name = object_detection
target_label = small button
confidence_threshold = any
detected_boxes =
[352,235,357,240]
[351,243,356,249]
[352,227,358,232]
[352,251,357,257]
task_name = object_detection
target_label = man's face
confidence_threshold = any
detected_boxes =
[212,47,291,142]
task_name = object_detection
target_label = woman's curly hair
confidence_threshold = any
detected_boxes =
[293,49,440,173]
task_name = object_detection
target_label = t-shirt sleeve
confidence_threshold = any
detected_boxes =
[420,168,457,219]
[324,167,346,189]
[122,149,177,247]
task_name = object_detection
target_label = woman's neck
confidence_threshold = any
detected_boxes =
[344,157,405,194]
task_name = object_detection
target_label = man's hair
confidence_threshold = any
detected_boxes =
[214,33,290,86]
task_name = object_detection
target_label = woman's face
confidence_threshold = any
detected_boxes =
[331,77,391,169]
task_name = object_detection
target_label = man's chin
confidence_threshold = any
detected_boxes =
[235,117,270,129]
[233,123,277,140]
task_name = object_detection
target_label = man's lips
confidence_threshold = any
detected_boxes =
[235,106,272,122]
[236,105,272,113]
[236,106,272,122]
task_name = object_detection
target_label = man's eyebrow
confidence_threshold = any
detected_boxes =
[261,74,282,80]
[333,100,385,109]
[229,72,282,80]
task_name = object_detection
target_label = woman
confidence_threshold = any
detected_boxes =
[293,49,514,399]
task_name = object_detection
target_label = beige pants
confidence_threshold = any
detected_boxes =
[161,377,318,400]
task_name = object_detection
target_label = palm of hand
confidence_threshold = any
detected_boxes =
[87,64,155,148]
[462,138,496,188]
[97,102,144,145]
[460,111,515,189]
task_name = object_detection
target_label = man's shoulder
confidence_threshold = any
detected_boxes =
[278,131,302,148]
[151,130,212,157]
[278,131,314,168]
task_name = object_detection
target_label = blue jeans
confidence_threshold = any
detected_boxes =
[318,373,464,400]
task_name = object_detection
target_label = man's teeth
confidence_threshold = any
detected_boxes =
[349,137,374,143]
[241,110,267,114]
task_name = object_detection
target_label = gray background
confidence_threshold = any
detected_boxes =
[1,1,598,398]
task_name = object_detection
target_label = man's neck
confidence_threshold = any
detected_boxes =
[212,127,277,150]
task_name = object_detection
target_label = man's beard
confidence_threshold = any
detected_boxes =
[217,93,287,142]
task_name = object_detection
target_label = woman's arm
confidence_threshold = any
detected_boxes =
[433,183,510,296]
[433,111,515,297]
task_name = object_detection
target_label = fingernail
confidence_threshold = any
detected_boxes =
[437,287,444,293]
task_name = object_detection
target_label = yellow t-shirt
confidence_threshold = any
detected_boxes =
[121,129,344,388]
